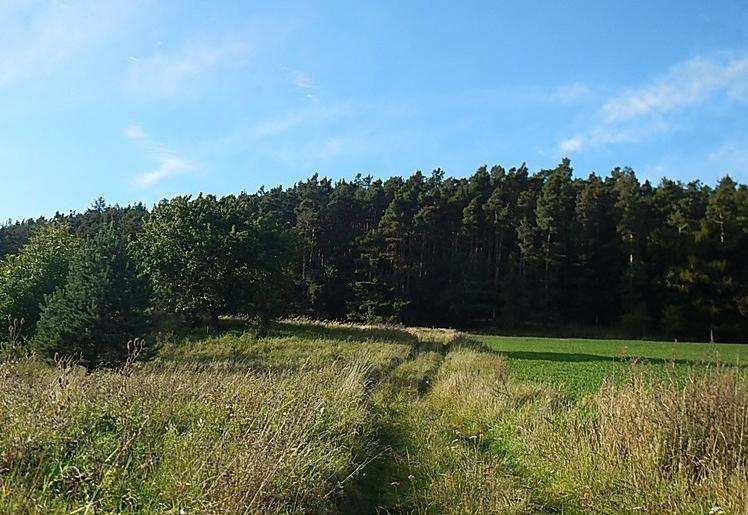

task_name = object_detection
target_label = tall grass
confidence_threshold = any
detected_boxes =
[1,320,745,512]
[524,365,748,512]
[360,347,554,512]
[374,345,748,513]
[0,357,373,512]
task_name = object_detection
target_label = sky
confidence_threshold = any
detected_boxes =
[1,0,747,220]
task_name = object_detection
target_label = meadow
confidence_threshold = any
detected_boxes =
[478,334,748,397]
[1,320,746,513]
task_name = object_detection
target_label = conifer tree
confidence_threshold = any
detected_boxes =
[34,223,149,365]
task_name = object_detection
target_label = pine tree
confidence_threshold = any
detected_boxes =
[34,223,150,366]
[535,159,576,324]
[575,173,618,326]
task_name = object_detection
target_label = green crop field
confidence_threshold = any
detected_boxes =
[477,335,748,396]
[1,320,746,513]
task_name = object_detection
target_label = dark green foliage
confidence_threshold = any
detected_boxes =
[1,163,746,343]
[0,217,44,259]
[285,164,745,341]
[33,223,150,366]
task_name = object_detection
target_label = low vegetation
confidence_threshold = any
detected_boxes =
[2,320,745,512]
[480,334,748,396]
[0,359,373,512]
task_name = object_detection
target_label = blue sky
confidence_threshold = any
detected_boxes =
[1,0,747,220]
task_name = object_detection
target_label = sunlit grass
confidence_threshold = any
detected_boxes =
[0,356,374,512]
[1,319,746,512]
[477,334,748,396]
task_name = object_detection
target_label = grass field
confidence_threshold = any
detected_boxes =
[477,335,748,396]
[1,320,746,512]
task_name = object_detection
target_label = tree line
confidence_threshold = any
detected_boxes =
[1,160,746,364]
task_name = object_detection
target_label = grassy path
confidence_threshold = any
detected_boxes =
[343,330,550,513]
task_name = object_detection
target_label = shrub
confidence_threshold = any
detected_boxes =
[0,222,80,339]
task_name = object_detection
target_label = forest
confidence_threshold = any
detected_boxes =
[1,160,746,366]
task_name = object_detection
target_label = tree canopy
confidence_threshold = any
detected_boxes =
[1,162,746,350]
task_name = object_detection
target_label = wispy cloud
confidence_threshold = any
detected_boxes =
[549,82,592,104]
[123,123,147,141]
[196,102,399,169]
[281,66,319,100]
[560,54,748,153]
[205,103,357,155]
[257,130,402,169]
[292,70,315,90]
[559,135,584,152]
[124,124,197,187]
[251,104,354,138]
[125,40,250,98]
[460,82,594,108]
[602,57,748,123]
[641,138,748,185]
[0,0,141,87]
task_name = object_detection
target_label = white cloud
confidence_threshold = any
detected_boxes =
[641,139,748,185]
[550,82,592,104]
[123,123,147,141]
[559,136,584,152]
[124,124,197,187]
[203,104,357,157]
[0,0,141,86]
[125,40,250,98]
[279,66,319,100]
[251,104,354,138]
[195,102,402,170]
[266,132,396,168]
[559,55,748,154]
[134,153,196,187]
[602,56,748,123]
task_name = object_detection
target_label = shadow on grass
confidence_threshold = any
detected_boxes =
[479,348,748,368]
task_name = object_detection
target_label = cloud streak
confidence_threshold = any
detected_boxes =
[602,57,748,123]
[125,40,250,98]
[203,103,357,156]
[549,82,592,104]
[292,70,315,90]
[0,0,141,86]
[124,124,197,187]
[560,55,748,153]
[708,140,748,181]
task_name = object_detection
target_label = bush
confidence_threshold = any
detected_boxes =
[0,222,80,339]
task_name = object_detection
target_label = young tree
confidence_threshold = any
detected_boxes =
[33,223,150,366]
